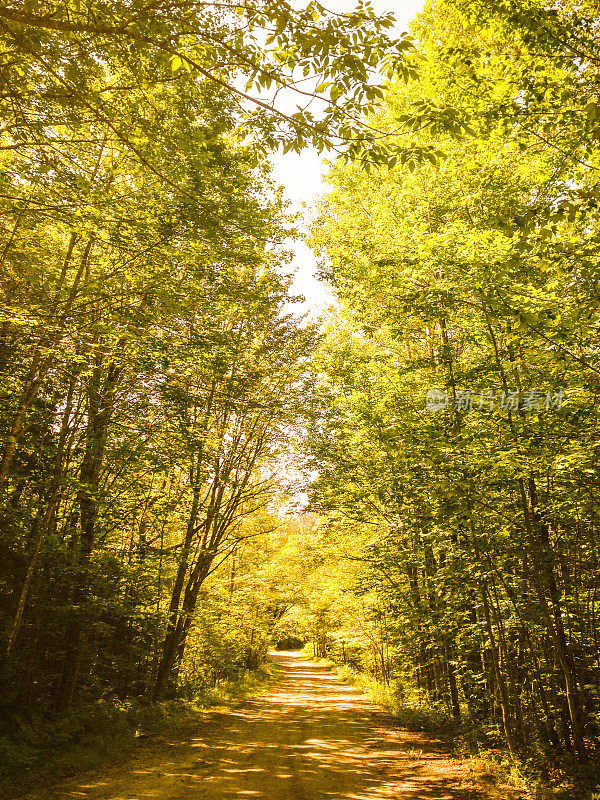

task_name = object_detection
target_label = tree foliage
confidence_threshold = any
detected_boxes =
[0,0,319,720]
[303,0,600,790]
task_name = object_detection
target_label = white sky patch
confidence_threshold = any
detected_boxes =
[272,0,426,318]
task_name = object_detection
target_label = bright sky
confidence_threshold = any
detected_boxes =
[272,0,426,316]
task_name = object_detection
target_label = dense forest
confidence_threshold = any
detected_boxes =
[1,0,600,798]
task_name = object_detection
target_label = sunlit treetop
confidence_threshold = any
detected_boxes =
[0,0,420,169]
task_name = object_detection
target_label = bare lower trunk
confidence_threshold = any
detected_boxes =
[54,354,118,712]
[480,583,519,759]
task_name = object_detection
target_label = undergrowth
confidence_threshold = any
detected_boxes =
[335,664,452,733]
[0,661,281,799]
[327,659,599,800]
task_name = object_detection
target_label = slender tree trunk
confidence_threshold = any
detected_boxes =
[0,233,90,494]
[445,638,462,723]
[151,481,202,702]
[480,583,519,758]
[5,368,79,658]
[519,477,587,762]
[54,352,119,712]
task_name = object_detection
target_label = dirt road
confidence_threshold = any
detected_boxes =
[31,651,479,800]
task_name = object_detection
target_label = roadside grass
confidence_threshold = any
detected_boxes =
[335,664,453,733]
[317,656,598,800]
[303,651,453,734]
[192,659,283,710]
[0,661,282,799]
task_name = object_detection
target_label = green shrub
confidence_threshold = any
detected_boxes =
[336,664,452,733]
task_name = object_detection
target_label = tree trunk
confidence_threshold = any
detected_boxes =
[480,583,519,758]
[54,353,119,712]
[0,233,90,494]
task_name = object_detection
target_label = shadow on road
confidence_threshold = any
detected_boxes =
[52,651,479,800]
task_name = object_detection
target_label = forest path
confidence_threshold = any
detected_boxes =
[31,651,480,800]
